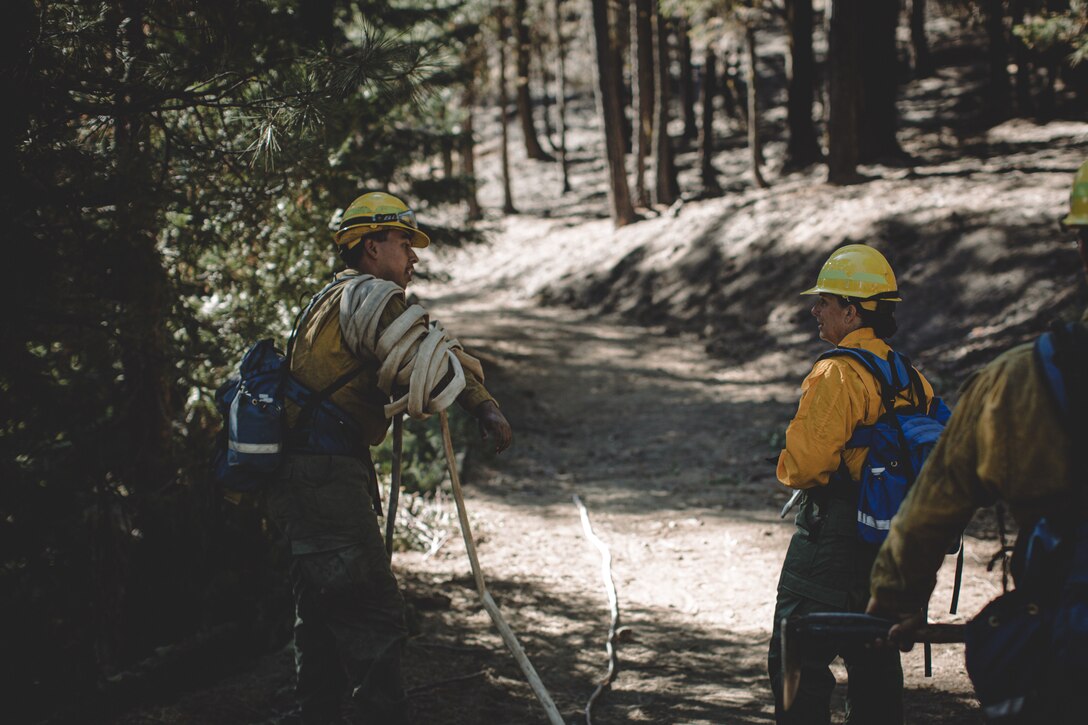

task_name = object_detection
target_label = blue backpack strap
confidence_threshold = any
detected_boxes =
[818,347,912,449]
[1035,325,1070,421]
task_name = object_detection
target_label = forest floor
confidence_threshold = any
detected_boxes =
[111,13,1087,725]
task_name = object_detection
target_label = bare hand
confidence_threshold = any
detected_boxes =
[476,401,513,453]
[866,597,926,652]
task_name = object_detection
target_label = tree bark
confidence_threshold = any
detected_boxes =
[553,0,570,193]
[514,0,552,160]
[827,0,861,183]
[461,36,483,220]
[652,3,679,205]
[497,7,517,213]
[857,0,903,163]
[745,25,767,189]
[983,0,1010,118]
[615,0,633,154]
[784,0,821,170]
[699,47,719,194]
[591,0,636,226]
[909,0,934,77]
[678,18,697,144]
[633,0,654,207]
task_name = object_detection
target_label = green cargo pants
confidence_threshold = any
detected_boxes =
[267,454,408,725]
[767,485,903,725]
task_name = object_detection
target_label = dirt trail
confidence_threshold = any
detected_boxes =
[395,285,995,724]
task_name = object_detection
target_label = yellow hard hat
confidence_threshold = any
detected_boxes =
[801,244,901,303]
[335,191,430,250]
[1061,160,1088,228]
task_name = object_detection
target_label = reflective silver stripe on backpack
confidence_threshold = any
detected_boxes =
[228,441,282,454]
[857,511,893,531]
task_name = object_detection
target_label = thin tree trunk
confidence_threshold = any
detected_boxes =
[498,7,517,213]
[678,18,697,144]
[615,0,633,154]
[827,0,861,183]
[535,32,554,140]
[858,0,903,163]
[439,104,454,178]
[745,25,767,189]
[983,0,1010,119]
[553,0,570,193]
[720,52,744,124]
[909,0,934,77]
[652,3,678,205]
[699,47,719,194]
[633,0,654,207]
[461,36,483,220]
[784,0,821,169]
[591,0,636,226]
[515,0,552,160]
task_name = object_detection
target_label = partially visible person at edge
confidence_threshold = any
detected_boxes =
[866,164,1088,722]
[767,244,943,725]
[265,191,513,725]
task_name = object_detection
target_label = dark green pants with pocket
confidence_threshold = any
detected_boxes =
[267,454,408,725]
[767,485,903,725]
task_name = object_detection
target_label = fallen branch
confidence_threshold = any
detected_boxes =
[573,494,621,725]
[438,410,565,725]
[406,669,489,695]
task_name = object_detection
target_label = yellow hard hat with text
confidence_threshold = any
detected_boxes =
[801,244,901,303]
[335,191,430,250]
[1062,161,1088,228]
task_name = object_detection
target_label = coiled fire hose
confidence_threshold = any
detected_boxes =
[342,277,563,724]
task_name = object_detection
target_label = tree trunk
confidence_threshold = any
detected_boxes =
[983,0,1010,118]
[858,0,903,163]
[699,47,719,194]
[633,0,654,207]
[107,0,174,668]
[535,32,554,140]
[439,104,454,179]
[909,0,934,77]
[591,0,636,226]
[745,25,767,189]
[678,18,697,144]
[553,0,570,193]
[514,0,552,160]
[827,0,862,183]
[615,0,633,154]
[784,0,821,170]
[652,3,679,205]
[498,7,517,213]
[461,36,483,220]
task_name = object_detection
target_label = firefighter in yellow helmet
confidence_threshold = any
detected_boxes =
[266,191,512,724]
[865,166,1088,723]
[767,244,944,724]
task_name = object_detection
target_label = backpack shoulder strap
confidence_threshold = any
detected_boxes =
[1035,321,1088,427]
[818,347,903,408]
[286,275,357,363]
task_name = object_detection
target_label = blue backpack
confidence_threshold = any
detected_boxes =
[963,321,1088,721]
[212,278,364,492]
[817,347,952,544]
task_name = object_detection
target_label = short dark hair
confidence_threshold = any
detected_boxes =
[338,229,392,270]
[842,296,898,339]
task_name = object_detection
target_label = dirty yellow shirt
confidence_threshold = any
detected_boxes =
[870,310,1088,613]
[286,272,496,446]
[777,328,937,489]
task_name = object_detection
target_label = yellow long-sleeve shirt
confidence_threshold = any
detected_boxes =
[870,310,1088,613]
[777,328,938,490]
